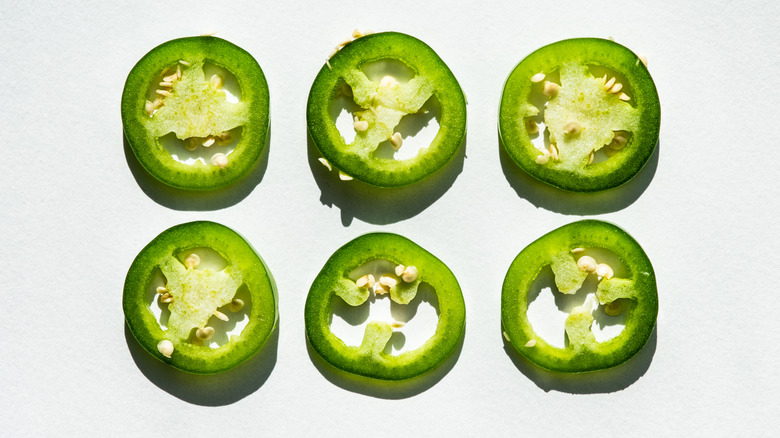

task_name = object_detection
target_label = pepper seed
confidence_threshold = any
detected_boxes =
[157,340,174,358]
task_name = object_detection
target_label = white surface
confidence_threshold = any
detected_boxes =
[1,0,778,435]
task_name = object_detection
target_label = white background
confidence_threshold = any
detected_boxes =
[2,0,777,435]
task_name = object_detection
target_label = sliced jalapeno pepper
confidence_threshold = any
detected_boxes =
[123,221,277,374]
[121,36,270,190]
[307,32,466,187]
[501,220,657,373]
[499,38,660,192]
[305,233,466,380]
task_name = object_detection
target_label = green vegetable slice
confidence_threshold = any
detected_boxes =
[121,36,270,190]
[499,38,660,192]
[307,32,466,187]
[501,220,657,373]
[123,221,277,374]
[305,233,466,380]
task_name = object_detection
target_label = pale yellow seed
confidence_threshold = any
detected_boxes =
[525,339,537,348]
[502,331,510,342]
[548,143,559,161]
[159,81,173,88]
[535,154,549,165]
[379,275,397,288]
[178,60,191,67]
[604,77,616,90]
[152,98,163,109]
[156,89,170,96]
[353,120,369,132]
[156,286,169,294]
[160,293,173,304]
[610,135,628,150]
[526,119,539,134]
[588,151,595,165]
[163,74,178,82]
[145,100,155,115]
[185,253,201,268]
[395,265,406,276]
[563,120,582,135]
[338,171,353,181]
[229,299,244,312]
[401,266,418,283]
[577,255,597,273]
[610,83,623,94]
[543,81,560,97]
[317,157,332,171]
[379,75,398,88]
[328,47,339,59]
[619,93,631,101]
[196,327,215,341]
[203,137,216,147]
[337,37,353,48]
[530,72,545,83]
[390,132,403,150]
[201,30,218,37]
[571,248,585,254]
[157,340,174,358]
[176,64,182,79]
[375,282,389,295]
[214,310,229,322]
[391,321,406,329]
[352,28,373,39]
[604,301,623,316]
[367,274,376,288]
[218,131,232,144]
[356,275,370,288]
[596,263,614,279]
[184,138,199,151]
[639,54,648,67]
[211,153,228,169]
[210,74,224,89]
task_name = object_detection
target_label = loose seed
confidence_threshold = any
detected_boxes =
[525,339,537,347]
[379,75,398,88]
[395,265,406,276]
[352,28,373,39]
[157,340,174,358]
[328,47,339,59]
[391,321,406,329]
[595,263,614,279]
[337,37,353,48]
[211,153,228,169]
[618,93,630,101]
[230,299,244,312]
[185,253,201,268]
[178,60,191,67]
[196,327,215,340]
[375,282,389,295]
[353,120,369,132]
[638,54,648,67]
[379,275,397,288]
[604,301,622,316]
[203,137,216,147]
[563,120,582,135]
[160,293,173,304]
[390,132,403,150]
[317,157,332,171]
[577,255,597,273]
[214,310,229,322]
[145,100,155,115]
[356,275,370,288]
[535,153,549,165]
[571,248,585,254]
[604,77,616,90]
[610,83,623,94]
[530,72,545,83]
[159,81,173,88]
[338,171,353,181]
[526,118,539,134]
[401,266,418,283]
[543,81,560,97]
[210,74,224,89]
[156,89,170,96]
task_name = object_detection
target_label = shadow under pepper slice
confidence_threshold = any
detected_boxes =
[121,36,269,190]
[305,233,466,381]
[123,221,277,374]
[501,220,657,373]
[307,32,466,187]
[499,38,660,192]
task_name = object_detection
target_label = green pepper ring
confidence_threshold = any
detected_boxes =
[499,38,660,192]
[501,220,657,373]
[123,221,278,374]
[121,36,270,191]
[307,32,467,187]
[305,233,466,381]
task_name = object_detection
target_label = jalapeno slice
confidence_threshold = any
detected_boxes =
[307,32,467,187]
[501,220,657,373]
[121,36,270,190]
[123,221,278,374]
[305,233,466,380]
[499,38,660,192]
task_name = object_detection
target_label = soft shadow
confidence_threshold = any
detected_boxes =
[123,127,271,211]
[125,322,278,405]
[498,134,660,214]
[305,323,465,399]
[502,324,657,394]
[307,132,466,226]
